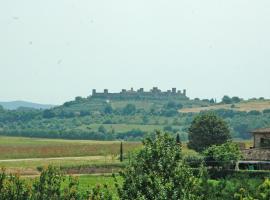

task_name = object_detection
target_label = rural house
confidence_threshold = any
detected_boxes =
[239,128,270,170]
[252,128,270,148]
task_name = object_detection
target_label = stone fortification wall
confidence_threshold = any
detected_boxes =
[91,87,188,100]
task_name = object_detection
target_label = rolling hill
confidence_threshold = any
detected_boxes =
[0,101,55,110]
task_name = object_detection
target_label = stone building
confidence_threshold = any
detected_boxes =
[252,128,270,149]
[242,128,270,161]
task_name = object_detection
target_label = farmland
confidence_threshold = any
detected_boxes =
[0,136,200,176]
[180,99,270,113]
[0,136,141,159]
[0,136,252,176]
[0,136,140,175]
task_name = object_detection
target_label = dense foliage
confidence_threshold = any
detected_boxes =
[203,142,243,169]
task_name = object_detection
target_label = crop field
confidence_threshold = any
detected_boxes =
[0,136,141,159]
[0,136,140,175]
[180,100,270,113]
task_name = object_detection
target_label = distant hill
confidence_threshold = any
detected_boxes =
[0,101,55,110]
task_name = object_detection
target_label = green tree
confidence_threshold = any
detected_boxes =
[188,112,231,152]
[142,115,149,124]
[231,96,241,103]
[98,125,107,133]
[122,104,136,115]
[222,95,232,104]
[115,131,206,200]
[42,109,55,118]
[33,166,64,200]
[104,104,113,114]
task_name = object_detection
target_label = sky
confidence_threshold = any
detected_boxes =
[1,0,270,104]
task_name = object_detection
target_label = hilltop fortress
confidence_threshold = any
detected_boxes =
[90,87,188,100]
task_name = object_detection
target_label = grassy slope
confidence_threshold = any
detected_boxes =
[180,100,270,113]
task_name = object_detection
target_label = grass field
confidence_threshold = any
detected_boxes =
[180,100,270,113]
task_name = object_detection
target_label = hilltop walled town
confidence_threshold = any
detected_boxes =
[91,87,188,100]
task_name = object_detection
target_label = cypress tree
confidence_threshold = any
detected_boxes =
[176,133,181,145]
[120,141,123,162]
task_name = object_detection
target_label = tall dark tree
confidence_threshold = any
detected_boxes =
[176,133,181,145]
[120,141,123,162]
[188,112,231,152]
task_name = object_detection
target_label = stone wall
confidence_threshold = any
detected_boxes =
[90,87,189,100]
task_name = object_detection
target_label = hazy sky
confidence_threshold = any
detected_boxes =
[1,0,270,104]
